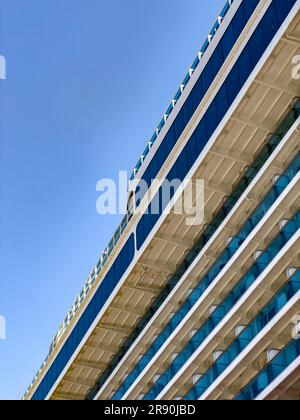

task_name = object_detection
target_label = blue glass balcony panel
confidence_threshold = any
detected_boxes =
[31,234,135,401]
[30,0,298,401]
[144,218,300,399]
[87,99,300,401]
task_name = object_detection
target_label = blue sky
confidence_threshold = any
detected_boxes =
[0,0,225,400]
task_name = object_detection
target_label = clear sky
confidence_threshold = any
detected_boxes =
[0,0,225,400]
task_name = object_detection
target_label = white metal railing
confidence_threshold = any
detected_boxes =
[23,0,235,399]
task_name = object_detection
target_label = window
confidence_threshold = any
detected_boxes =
[174,109,185,139]
[244,0,260,20]
[205,99,218,140]
[192,77,204,108]
[262,4,280,45]
[32,234,135,400]
[210,43,224,77]
[236,46,254,87]
[32,0,298,400]
[274,0,296,23]
[249,24,265,66]
[183,95,196,125]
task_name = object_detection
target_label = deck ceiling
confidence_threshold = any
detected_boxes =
[48,13,300,401]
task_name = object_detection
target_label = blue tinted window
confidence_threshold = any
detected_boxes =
[183,95,196,125]
[192,77,204,106]
[274,0,296,21]
[151,154,160,181]
[167,125,177,149]
[136,0,296,251]
[215,84,229,122]
[158,139,169,167]
[232,4,246,41]
[185,134,197,171]
[174,109,185,139]
[137,2,262,203]
[205,99,218,139]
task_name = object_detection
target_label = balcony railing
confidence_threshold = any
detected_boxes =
[87,99,300,401]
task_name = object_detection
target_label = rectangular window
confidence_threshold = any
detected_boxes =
[183,95,196,125]
[262,4,280,45]
[174,109,185,139]
[32,0,298,400]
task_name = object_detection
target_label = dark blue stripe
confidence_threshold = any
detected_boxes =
[31,0,297,400]
[136,0,261,207]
